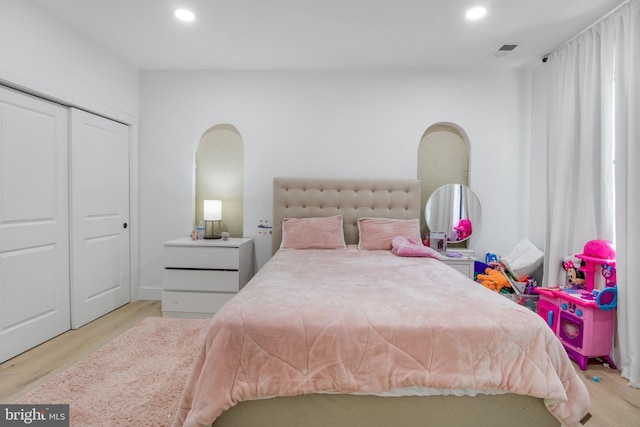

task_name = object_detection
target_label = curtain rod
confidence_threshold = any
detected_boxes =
[544,0,630,60]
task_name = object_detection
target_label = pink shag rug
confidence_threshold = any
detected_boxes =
[15,317,208,426]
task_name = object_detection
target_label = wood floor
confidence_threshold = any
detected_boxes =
[0,300,162,403]
[1,300,639,426]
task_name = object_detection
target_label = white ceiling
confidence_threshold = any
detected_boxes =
[30,0,625,70]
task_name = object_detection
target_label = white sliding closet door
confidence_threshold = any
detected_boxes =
[70,108,130,329]
[0,86,70,362]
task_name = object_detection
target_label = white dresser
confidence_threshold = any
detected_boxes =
[439,249,476,280]
[161,237,254,318]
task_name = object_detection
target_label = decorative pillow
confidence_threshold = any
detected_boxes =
[358,218,422,250]
[281,215,346,250]
[391,236,441,259]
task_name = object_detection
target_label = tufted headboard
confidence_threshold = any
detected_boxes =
[272,177,422,254]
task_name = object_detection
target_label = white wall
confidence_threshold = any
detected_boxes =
[0,0,138,123]
[139,69,529,295]
[0,0,534,299]
[0,0,140,296]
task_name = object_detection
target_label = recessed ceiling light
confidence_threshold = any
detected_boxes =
[174,9,195,22]
[466,7,487,20]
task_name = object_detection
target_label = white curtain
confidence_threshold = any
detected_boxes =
[545,0,640,387]
[611,0,640,388]
[545,19,614,288]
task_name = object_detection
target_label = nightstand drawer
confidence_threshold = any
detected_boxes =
[440,256,475,280]
[161,290,234,317]
[163,269,241,292]
[161,237,253,318]
[163,245,240,269]
[444,261,473,278]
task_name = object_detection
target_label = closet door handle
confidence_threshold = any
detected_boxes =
[123,222,128,229]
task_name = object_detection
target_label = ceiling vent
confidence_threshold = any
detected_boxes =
[493,43,519,57]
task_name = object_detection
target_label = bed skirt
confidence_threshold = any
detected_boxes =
[212,393,560,427]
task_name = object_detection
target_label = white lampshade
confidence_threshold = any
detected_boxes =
[203,200,222,221]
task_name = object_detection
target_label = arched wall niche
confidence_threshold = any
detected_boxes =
[195,124,244,237]
[417,122,470,236]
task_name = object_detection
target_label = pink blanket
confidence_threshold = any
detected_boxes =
[174,247,589,427]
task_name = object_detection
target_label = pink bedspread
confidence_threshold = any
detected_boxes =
[174,247,589,427]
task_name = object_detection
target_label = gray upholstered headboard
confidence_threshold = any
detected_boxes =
[272,177,422,254]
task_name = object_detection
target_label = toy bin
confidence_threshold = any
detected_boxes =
[504,293,539,312]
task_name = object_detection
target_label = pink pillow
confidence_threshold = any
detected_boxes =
[358,218,422,250]
[391,236,441,259]
[281,215,346,250]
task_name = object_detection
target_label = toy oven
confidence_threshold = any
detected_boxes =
[558,311,583,349]
[556,296,614,358]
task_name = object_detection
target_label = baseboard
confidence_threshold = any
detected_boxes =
[136,286,162,301]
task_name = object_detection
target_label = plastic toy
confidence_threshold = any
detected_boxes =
[537,240,617,370]
[477,268,511,292]
[524,277,539,295]
[595,286,617,311]
[575,240,616,292]
[594,264,618,310]
[485,253,498,265]
[454,218,472,240]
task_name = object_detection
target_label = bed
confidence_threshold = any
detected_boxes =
[173,177,590,427]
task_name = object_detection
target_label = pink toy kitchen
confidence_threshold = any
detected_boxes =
[537,240,618,370]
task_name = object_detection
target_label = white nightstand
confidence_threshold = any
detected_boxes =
[439,249,476,280]
[161,237,254,318]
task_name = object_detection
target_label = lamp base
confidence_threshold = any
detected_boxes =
[204,220,222,239]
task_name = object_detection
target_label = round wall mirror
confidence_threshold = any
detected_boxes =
[425,184,481,243]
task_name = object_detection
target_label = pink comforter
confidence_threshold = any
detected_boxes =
[174,247,589,427]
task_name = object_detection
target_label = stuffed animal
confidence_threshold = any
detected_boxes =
[477,268,511,292]
[561,257,586,289]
